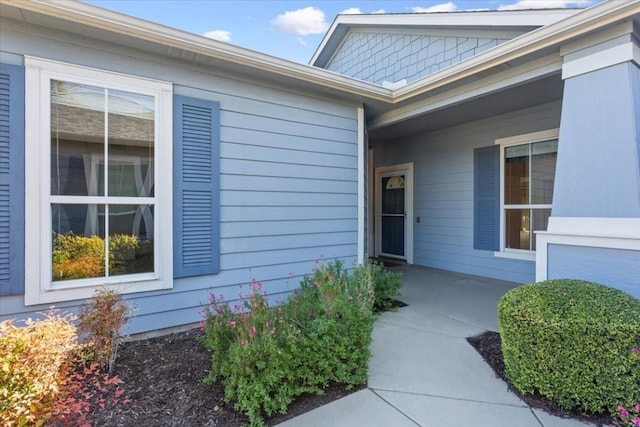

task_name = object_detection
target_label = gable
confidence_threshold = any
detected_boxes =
[325,29,518,86]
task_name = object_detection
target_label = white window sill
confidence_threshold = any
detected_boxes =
[25,277,172,306]
[494,250,536,261]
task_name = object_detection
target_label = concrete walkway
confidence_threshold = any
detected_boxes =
[277,266,607,427]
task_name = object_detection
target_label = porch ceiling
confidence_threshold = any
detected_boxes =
[368,74,563,141]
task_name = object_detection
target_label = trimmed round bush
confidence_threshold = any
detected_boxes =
[498,279,640,414]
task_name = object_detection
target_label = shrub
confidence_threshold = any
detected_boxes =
[201,260,377,426]
[362,260,403,311]
[52,232,152,280]
[498,279,640,414]
[77,286,130,376]
[0,311,77,426]
[53,233,105,280]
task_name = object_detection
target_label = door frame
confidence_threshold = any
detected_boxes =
[374,162,413,264]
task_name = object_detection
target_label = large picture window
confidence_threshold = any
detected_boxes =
[25,57,173,305]
[496,129,558,258]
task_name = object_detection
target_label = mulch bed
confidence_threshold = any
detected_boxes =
[89,327,364,426]
[88,310,615,426]
[467,331,615,427]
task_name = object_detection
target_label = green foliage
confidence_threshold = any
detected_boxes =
[52,232,152,281]
[362,260,403,311]
[201,260,377,426]
[498,279,640,414]
[77,286,131,376]
[52,233,105,280]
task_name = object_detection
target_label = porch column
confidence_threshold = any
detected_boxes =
[536,22,640,298]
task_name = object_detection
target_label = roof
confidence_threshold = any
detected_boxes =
[1,0,639,125]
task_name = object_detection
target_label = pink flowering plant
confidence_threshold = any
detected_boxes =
[615,346,640,427]
[200,259,380,427]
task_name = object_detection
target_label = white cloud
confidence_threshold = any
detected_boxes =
[271,6,329,35]
[203,30,231,42]
[412,2,458,13]
[340,7,362,14]
[338,7,386,15]
[498,0,592,10]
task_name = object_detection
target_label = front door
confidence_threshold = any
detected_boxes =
[375,163,413,263]
[380,174,405,258]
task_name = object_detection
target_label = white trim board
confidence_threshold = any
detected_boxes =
[357,107,366,265]
[535,217,640,281]
[374,163,414,264]
[562,40,640,79]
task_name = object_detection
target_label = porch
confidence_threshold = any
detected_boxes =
[278,266,600,427]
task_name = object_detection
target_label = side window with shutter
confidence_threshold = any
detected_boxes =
[474,145,500,251]
[0,63,25,296]
[173,95,220,278]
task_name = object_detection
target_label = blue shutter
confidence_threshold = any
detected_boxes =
[173,95,220,278]
[0,63,25,295]
[474,145,500,251]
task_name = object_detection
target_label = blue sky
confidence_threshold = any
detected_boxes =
[87,0,598,64]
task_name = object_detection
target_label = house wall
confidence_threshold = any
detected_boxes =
[547,245,640,298]
[371,101,562,284]
[325,29,519,86]
[0,20,361,334]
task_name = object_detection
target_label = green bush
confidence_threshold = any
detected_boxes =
[52,232,152,280]
[362,260,403,311]
[201,260,376,426]
[498,279,640,414]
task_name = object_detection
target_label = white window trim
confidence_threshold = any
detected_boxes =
[494,128,559,262]
[24,57,173,306]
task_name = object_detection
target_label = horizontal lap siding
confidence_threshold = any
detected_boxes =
[216,95,358,274]
[0,22,360,334]
[373,101,561,284]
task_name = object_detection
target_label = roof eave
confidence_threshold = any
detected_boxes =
[0,0,394,103]
[393,0,640,102]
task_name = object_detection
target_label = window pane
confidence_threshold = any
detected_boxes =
[51,81,105,196]
[531,140,557,204]
[531,208,551,251]
[109,205,154,276]
[505,208,530,250]
[108,90,154,197]
[382,176,405,214]
[52,204,105,281]
[504,146,529,205]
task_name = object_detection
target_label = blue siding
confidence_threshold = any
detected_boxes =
[372,101,562,283]
[326,31,512,85]
[554,62,640,217]
[0,22,360,334]
[547,244,640,298]
[0,63,24,296]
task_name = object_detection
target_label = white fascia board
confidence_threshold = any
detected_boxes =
[392,0,640,103]
[2,0,393,102]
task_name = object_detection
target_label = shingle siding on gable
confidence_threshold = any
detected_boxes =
[326,31,509,85]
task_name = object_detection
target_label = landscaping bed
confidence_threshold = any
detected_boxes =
[89,327,365,426]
